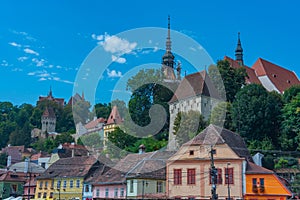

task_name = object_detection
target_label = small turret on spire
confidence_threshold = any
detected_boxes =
[235,32,244,66]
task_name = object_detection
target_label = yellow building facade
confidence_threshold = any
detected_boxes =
[53,177,84,200]
[34,178,54,200]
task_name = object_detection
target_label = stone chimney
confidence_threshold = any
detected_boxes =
[7,155,11,167]
[252,152,264,166]
[138,144,146,154]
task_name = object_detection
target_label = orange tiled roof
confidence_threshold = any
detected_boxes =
[224,56,261,84]
[106,106,123,125]
[252,58,300,93]
[84,118,106,129]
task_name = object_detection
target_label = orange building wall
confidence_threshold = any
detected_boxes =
[245,174,291,200]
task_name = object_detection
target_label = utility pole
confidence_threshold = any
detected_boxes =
[210,146,218,200]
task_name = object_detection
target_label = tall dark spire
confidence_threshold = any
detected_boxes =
[162,15,176,80]
[235,32,244,66]
[166,15,171,52]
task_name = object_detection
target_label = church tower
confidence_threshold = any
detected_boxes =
[235,32,244,66]
[162,15,176,80]
[41,107,56,134]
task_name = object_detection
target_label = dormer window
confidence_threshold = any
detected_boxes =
[272,74,277,78]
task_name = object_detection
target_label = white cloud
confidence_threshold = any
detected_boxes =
[12,68,23,72]
[92,33,137,55]
[56,65,62,69]
[101,34,137,54]
[1,60,9,67]
[24,48,39,56]
[111,55,126,64]
[37,72,50,77]
[91,34,103,41]
[27,72,35,76]
[32,58,45,67]
[107,69,122,78]
[18,56,28,62]
[9,42,21,47]
[38,77,47,81]
[189,47,197,52]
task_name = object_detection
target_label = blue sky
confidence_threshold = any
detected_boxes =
[1,0,299,106]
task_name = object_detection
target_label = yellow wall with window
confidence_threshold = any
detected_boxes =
[34,178,54,200]
[52,177,84,200]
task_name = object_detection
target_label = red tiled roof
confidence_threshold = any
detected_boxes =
[252,58,300,93]
[224,56,261,84]
[169,70,220,103]
[106,106,123,125]
[30,151,50,161]
[246,161,273,174]
[0,171,26,182]
[84,118,106,129]
[38,156,97,179]
[184,124,252,160]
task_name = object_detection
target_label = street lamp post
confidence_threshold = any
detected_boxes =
[226,162,231,200]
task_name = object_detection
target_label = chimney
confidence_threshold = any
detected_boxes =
[138,144,146,154]
[7,155,11,167]
[72,149,75,157]
[24,158,29,173]
[252,152,264,166]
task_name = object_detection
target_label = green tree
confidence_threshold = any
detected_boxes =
[173,110,207,146]
[280,93,300,150]
[127,69,173,140]
[8,121,32,147]
[54,132,75,146]
[208,60,247,102]
[56,104,75,133]
[210,101,232,129]
[282,85,300,103]
[0,153,7,168]
[94,103,111,118]
[77,132,102,148]
[107,127,137,158]
[231,84,283,148]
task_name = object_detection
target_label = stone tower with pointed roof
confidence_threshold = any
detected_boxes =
[103,106,123,150]
[162,15,177,81]
[235,32,244,66]
[41,107,56,134]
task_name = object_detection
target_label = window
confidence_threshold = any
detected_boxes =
[76,180,80,188]
[43,192,47,198]
[49,192,53,198]
[225,168,234,184]
[130,180,134,193]
[38,193,42,198]
[174,169,182,185]
[63,180,67,188]
[39,181,43,189]
[189,150,194,156]
[187,169,196,185]
[57,180,61,189]
[114,188,118,197]
[188,197,195,200]
[120,188,124,197]
[45,181,48,188]
[210,168,222,184]
[85,185,89,192]
[252,178,258,193]
[96,189,100,197]
[259,178,265,192]
[51,181,54,189]
[157,181,163,193]
[105,188,109,197]
[70,180,73,188]
[11,184,17,193]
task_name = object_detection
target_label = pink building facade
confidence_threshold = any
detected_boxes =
[93,184,126,199]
